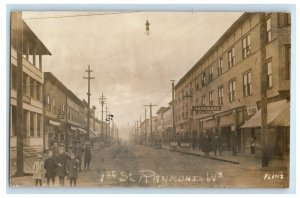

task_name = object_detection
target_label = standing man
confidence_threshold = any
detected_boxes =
[44,151,57,187]
[74,142,83,171]
[203,132,211,157]
[83,144,91,171]
[231,131,238,156]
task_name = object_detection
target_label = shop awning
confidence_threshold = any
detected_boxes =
[89,128,99,138]
[70,126,77,131]
[241,99,290,128]
[49,120,61,126]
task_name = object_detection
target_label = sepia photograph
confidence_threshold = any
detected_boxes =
[9,10,291,189]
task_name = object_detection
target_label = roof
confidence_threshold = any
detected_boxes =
[175,12,248,89]
[241,99,290,128]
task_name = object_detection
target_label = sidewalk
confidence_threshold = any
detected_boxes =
[161,145,289,171]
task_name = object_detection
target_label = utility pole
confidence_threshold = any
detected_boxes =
[145,108,147,143]
[105,106,108,142]
[83,65,94,140]
[99,93,106,142]
[140,115,142,144]
[144,103,157,145]
[13,12,24,176]
[260,13,268,167]
[134,120,139,143]
[171,80,176,144]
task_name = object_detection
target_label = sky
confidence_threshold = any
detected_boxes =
[22,11,243,139]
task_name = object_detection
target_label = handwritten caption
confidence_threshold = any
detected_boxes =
[99,170,224,184]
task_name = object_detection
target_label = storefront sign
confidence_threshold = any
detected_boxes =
[192,106,221,111]
[247,105,258,116]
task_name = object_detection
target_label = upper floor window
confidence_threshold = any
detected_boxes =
[278,13,291,27]
[267,60,273,88]
[218,86,224,106]
[202,95,206,106]
[242,35,251,59]
[201,72,206,87]
[243,72,252,97]
[285,44,291,80]
[218,58,223,76]
[209,91,213,106]
[266,18,272,42]
[228,47,235,68]
[229,80,236,102]
[209,66,213,82]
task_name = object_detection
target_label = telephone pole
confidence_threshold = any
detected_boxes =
[99,93,106,142]
[144,103,157,145]
[145,108,147,143]
[171,80,176,144]
[83,65,95,140]
[260,13,269,167]
[13,12,24,176]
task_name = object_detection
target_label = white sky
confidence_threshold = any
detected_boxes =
[22,11,243,137]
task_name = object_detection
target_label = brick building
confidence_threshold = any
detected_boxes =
[174,13,290,157]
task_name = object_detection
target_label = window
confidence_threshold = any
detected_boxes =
[218,58,223,76]
[209,66,213,82]
[218,86,224,106]
[266,18,272,42]
[30,112,34,136]
[30,78,35,98]
[228,48,235,68]
[52,98,56,114]
[201,72,206,87]
[243,72,252,97]
[23,73,28,95]
[267,61,273,88]
[285,45,291,80]
[209,91,213,106]
[37,114,41,137]
[46,96,52,112]
[202,95,206,106]
[229,80,236,102]
[242,35,251,58]
[278,13,291,27]
[11,65,17,89]
[36,82,41,101]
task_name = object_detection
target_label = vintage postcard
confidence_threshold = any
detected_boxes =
[9,11,291,189]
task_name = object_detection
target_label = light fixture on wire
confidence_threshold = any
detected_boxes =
[145,20,150,36]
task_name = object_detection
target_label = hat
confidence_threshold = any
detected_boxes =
[37,154,42,159]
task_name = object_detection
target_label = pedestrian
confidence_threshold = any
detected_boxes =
[212,132,222,156]
[55,145,68,187]
[66,153,79,187]
[83,144,91,171]
[44,151,57,187]
[50,142,59,157]
[203,133,211,157]
[251,136,257,154]
[74,142,83,171]
[32,154,44,187]
[231,132,238,156]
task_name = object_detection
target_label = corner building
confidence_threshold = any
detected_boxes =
[174,13,290,157]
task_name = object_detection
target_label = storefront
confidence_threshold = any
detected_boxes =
[241,99,290,157]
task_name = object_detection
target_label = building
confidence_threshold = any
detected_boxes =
[44,72,87,151]
[10,14,51,154]
[174,13,290,157]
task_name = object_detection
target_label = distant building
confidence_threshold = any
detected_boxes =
[10,16,51,154]
[174,13,290,157]
[44,72,87,151]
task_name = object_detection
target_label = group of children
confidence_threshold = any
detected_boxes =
[32,143,91,187]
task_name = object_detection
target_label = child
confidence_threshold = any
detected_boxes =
[44,151,57,187]
[66,153,79,187]
[32,154,44,187]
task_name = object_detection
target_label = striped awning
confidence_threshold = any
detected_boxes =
[241,99,290,128]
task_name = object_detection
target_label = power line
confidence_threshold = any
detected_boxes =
[23,11,142,20]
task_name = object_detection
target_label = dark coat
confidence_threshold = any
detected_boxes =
[55,153,68,177]
[44,157,57,178]
[66,159,79,179]
[203,135,211,152]
[84,147,91,162]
